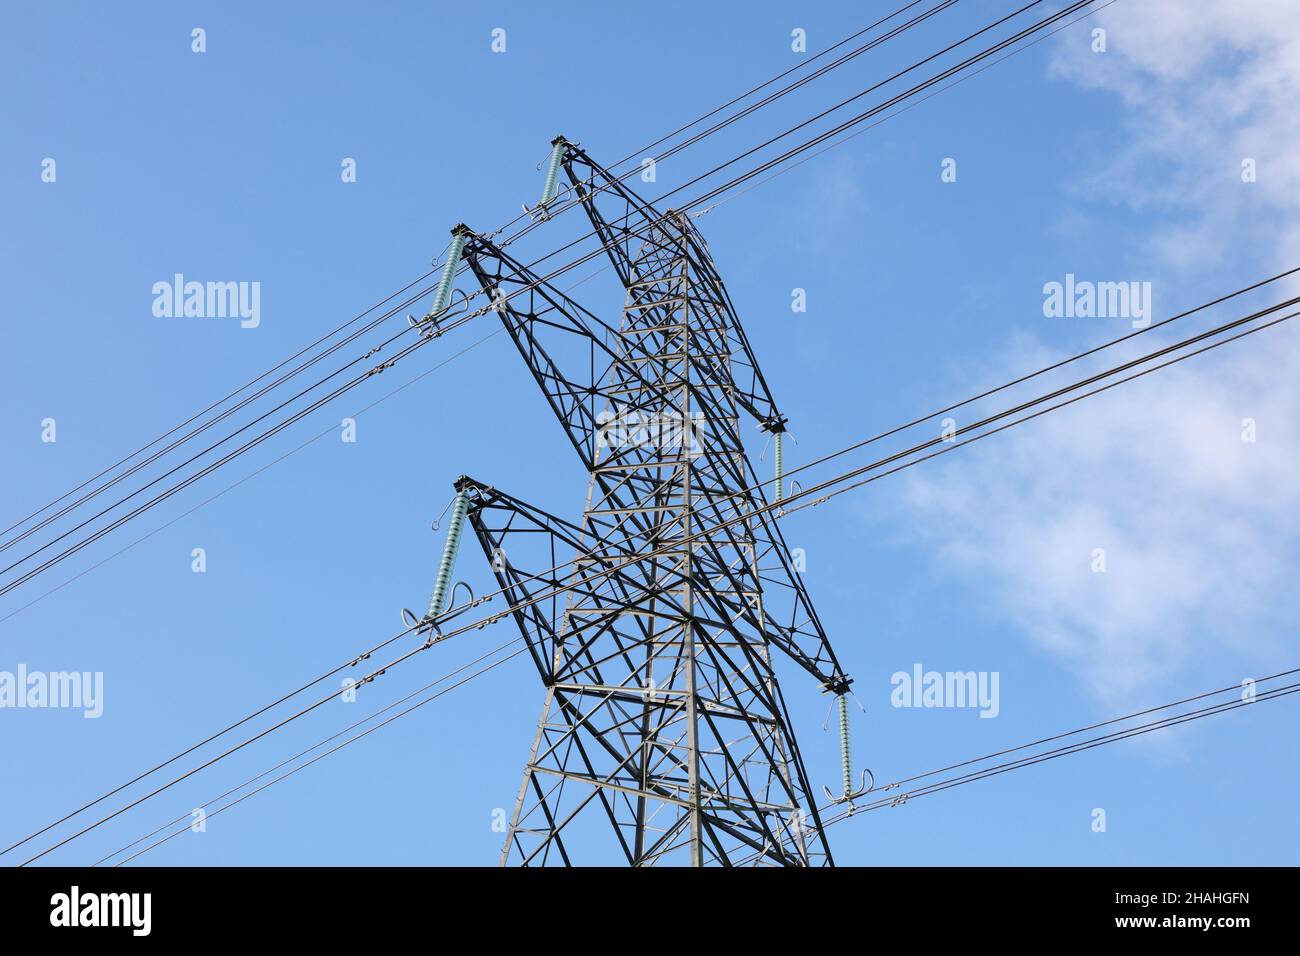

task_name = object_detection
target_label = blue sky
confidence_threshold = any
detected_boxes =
[2,0,1297,865]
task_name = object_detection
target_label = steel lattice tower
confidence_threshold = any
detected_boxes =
[448,140,852,865]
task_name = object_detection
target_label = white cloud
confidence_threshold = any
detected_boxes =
[897,0,1300,704]
[905,324,1300,701]
[1050,0,1300,267]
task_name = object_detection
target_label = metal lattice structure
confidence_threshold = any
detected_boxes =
[450,140,852,866]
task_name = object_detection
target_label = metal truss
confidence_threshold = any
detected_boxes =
[453,141,851,866]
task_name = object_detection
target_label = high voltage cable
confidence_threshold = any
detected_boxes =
[0,277,443,559]
[14,599,524,865]
[850,665,1300,798]
[0,324,510,628]
[689,0,1118,217]
[3,0,946,551]
[513,0,1094,267]
[437,0,967,279]
[633,0,1081,219]
[474,0,960,253]
[0,0,1107,599]
[0,268,437,547]
[0,257,586,595]
[111,644,533,867]
[725,672,1300,864]
[600,0,936,171]
[12,269,1296,846]
[780,307,1300,518]
[822,681,1300,825]
[379,0,1104,344]
[7,0,1128,853]
[505,0,963,237]
[0,307,450,597]
[0,578,483,859]
[92,634,531,867]
[276,289,1300,640]
[0,260,622,627]
[11,286,1291,863]
[458,0,1098,296]
[764,265,1300,499]
[108,656,1300,865]
[12,271,1297,822]
[3,0,1073,560]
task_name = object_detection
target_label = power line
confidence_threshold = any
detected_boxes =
[0,312,444,597]
[781,306,1300,518]
[15,608,482,865]
[726,670,1300,864]
[645,0,1096,218]
[0,268,438,548]
[0,0,1108,600]
[17,564,686,864]
[10,0,1156,861]
[0,324,508,627]
[0,0,1107,600]
[109,639,1300,868]
[0,274,440,558]
[92,634,530,867]
[601,0,936,171]
[691,0,1117,216]
[2,0,946,555]
[857,666,1300,796]
[768,266,1300,498]
[386,290,1300,637]
[111,644,532,867]
[15,282,1293,863]
[0,258,624,628]
[0,571,480,859]
[824,679,1300,825]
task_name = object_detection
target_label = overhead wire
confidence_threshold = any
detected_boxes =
[13,279,1296,864]
[7,0,1180,863]
[2,0,951,553]
[726,670,1300,864]
[2,0,1076,574]
[0,0,1109,599]
[110,644,533,867]
[92,633,531,866]
[850,665,1300,799]
[0,0,1045,598]
[781,306,1300,517]
[822,679,1300,824]
[0,267,438,548]
[22,0,1284,866]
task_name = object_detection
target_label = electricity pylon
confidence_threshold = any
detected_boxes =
[438,139,853,866]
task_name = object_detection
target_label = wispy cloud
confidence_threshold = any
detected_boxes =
[1050,0,1300,267]
[896,0,1300,704]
